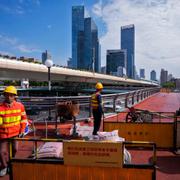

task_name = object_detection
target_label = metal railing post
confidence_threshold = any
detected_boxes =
[125,94,129,108]
[132,92,135,105]
[89,97,91,118]
[113,96,116,112]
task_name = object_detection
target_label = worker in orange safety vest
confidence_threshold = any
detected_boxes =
[0,86,28,176]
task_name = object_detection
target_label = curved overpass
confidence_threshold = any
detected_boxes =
[0,58,159,88]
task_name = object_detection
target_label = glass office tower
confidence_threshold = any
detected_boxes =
[160,69,168,85]
[121,24,135,79]
[84,17,99,72]
[72,6,84,68]
[140,68,145,79]
[72,6,100,72]
[106,49,127,76]
[150,70,156,81]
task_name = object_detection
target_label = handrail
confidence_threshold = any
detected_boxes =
[0,87,160,122]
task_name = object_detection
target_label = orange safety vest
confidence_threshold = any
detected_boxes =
[0,101,27,139]
[91,92,101,110]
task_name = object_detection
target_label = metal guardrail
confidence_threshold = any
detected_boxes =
[0,87,160,122]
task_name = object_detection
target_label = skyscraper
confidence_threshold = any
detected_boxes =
[84,17,99,72]
[160,69,168,85]
[72,6,84,68]
[140,69,145,79]
[150,70,156,81]
[168,74,173,81]
[42,50,51,64]
[72,6,100,72]
[106,49,127,76]
[67,57,72,68]
[121,24,135,79]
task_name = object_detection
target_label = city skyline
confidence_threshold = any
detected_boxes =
[0,0,180,79]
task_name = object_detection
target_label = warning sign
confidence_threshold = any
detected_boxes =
[63,140,123,167]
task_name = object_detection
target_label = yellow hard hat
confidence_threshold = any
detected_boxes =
[95,82,103,90]
[3,86,17,95]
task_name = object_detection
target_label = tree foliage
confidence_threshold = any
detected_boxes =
[161,81,175,88]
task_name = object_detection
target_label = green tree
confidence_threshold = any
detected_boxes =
[162,82,175,88]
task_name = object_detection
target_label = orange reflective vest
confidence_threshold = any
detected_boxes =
[0,101,27,139]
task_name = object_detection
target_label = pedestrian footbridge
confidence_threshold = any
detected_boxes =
[0,58,158,88]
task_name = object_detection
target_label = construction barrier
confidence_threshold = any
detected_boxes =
[9,138,156,180]
[175,116,180,149]
[160,88,171,93]
[104,122,174,148]
[12,162,155,180]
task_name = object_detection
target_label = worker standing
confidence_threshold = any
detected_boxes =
[91,82,104,135]
[0,86,28,176]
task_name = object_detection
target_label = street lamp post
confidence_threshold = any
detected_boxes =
[45,59,53,91]
[45,59,53,122]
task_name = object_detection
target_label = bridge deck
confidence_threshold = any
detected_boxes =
[1,92,180,180]
[105,92,180,122]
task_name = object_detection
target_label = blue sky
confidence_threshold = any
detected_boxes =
[0,0,95,63]
[1,0,180,79]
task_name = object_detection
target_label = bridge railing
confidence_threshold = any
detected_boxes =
[0,87,160,122]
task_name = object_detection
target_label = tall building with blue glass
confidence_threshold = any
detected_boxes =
[140,68,145,79]
[72,6,84,68]
[106,49,127,76]
[121,24,135,79]
[72,6,100,72]
[84,17,99,72]
[150,70,156,81]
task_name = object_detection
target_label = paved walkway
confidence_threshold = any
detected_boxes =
[105,92,180,122]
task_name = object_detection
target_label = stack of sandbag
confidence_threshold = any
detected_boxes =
[70,122,93,137]
[97,130,125,142]
[37,142,63,158]
[91,130,131,164]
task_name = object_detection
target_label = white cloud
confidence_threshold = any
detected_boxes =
[0,35,18,46]
[16,44,41,53]
[19,0,40,5]
[92,0,103,17]
[92,0,180,79]
[33,0,40,6]
[0,0,40,15]
[85,7,90,18]
[0,4,25,14]
[47,25,52,29]
[0,51,14,56]
[0,34,41,53]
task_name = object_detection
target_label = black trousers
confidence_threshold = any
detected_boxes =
[92,109,102,135]
[0,139,17,169]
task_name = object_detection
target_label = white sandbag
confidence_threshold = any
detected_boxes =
[97,130,125,142]
[70,122,93,137]
[37,142,63,158]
